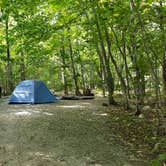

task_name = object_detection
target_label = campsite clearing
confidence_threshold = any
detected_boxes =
[0,97,151,166]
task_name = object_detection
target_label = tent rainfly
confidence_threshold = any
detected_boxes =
[9,80,56,104]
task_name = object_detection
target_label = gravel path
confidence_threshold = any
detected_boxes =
[0,98,150,166]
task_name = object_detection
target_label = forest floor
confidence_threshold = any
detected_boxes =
[0,97,165,166]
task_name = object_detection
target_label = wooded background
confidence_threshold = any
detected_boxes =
[0,0,165,108]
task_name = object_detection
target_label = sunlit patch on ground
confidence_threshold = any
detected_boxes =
[43,112,54,116]
[14,111,32,116]
[93,112,108,116]
[56,105,84,108]
[33,152,52,158]
[31,110,40,114]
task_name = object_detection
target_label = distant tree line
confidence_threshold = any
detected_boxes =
[0,0,165,110]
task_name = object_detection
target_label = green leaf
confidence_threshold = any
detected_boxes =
[152,159,159,166]
[113,13,120,17]
[159,153,166,161]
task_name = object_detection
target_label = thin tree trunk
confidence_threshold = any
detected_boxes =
[80,2,106,97]
[96,64,106,97]
[159,0,166,100]
[111,26,132,99]
[129,1,143,114]
[162,56,166,98]
[127,42,143,114]
[130,0,161,107]
[60,46,68,95]
[20,53,26,81]
[92,1,115,104]
[77,49,86,95]
[5,15,13,94]
[69,38,81,96]
[98,57,106,97]
[122,32,131,99]
[95,39,107,97]
[104,22,129,108]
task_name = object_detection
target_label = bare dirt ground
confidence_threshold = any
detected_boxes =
[0,97,150,166]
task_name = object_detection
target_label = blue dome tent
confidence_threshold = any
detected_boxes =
[9,80,56,104]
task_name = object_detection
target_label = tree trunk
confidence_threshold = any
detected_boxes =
[5,15,13,94]
[111,26,132,99]
[60,46,68,96]
[159,0,166,100]
[78,50,86,95]
[95,38,107,97]
[92,1,115,104]
[69,38,81,96]
[104,22,129,108]
[80,2,106,97]
[130,0,161,107]
[129,0,143,114]
[20,53,26,81]
[162,56,166,97]
[98,57,106,97]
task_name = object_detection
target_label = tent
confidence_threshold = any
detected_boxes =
[9,80,56,104]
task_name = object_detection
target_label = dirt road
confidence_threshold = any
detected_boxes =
[0,98,149,166]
